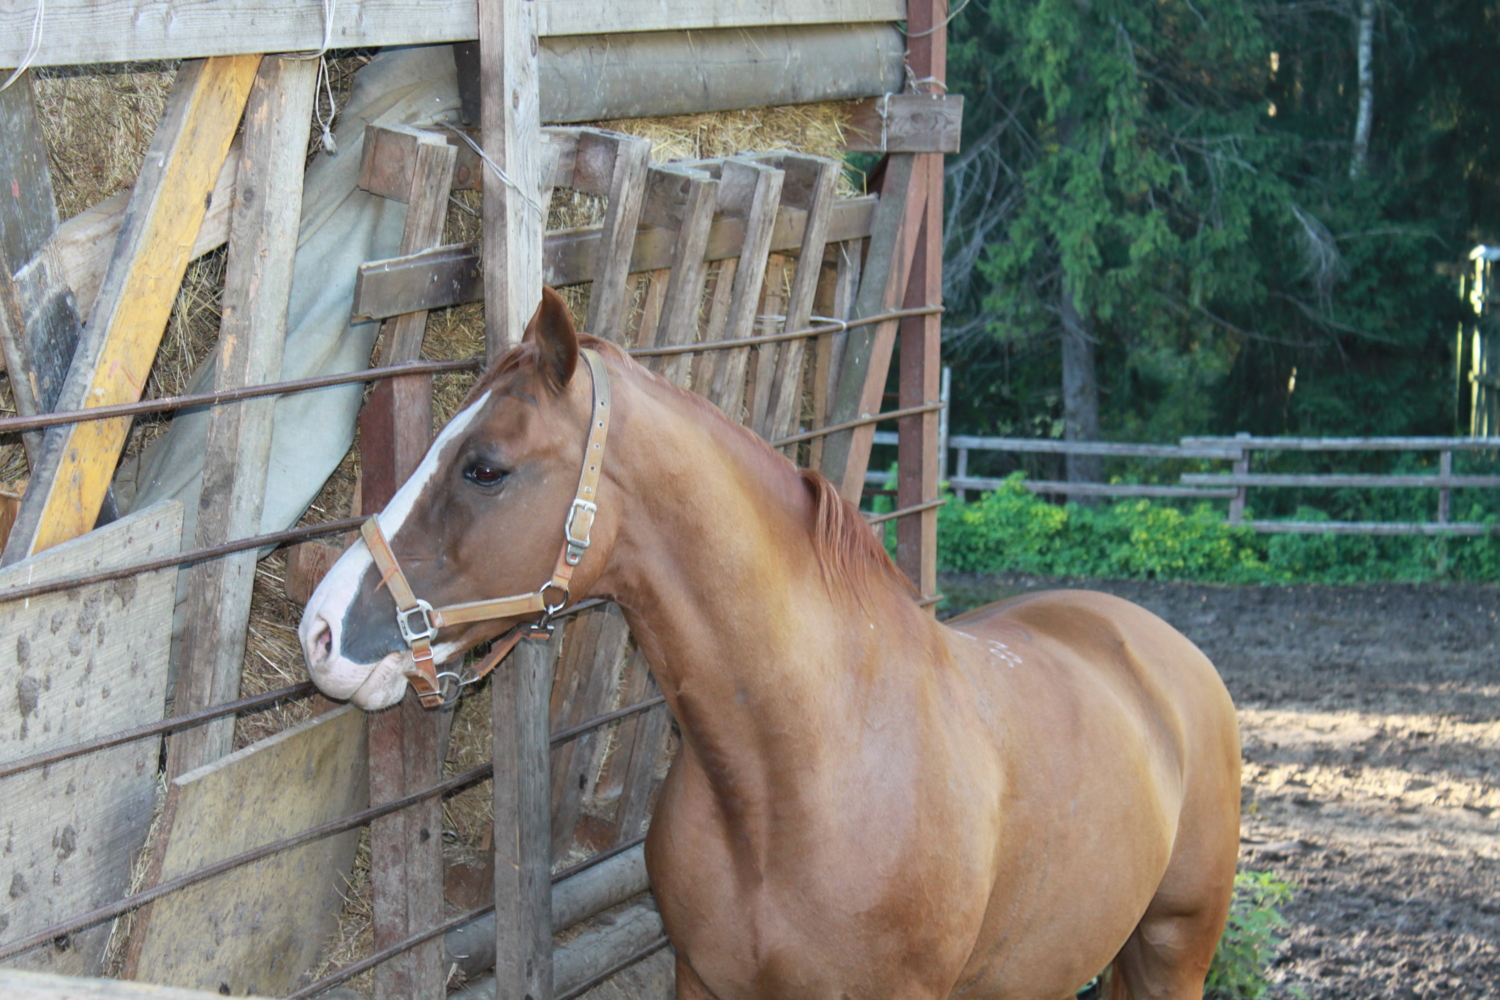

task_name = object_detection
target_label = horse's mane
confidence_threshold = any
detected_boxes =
[464,334,916,602]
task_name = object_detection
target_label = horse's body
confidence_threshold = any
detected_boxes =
[300,291,1240,999]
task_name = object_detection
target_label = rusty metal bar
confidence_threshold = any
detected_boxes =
[551,834,649,885]
[772,401,946,448]
[0,682,315,780]
[628,305,943,358]
[862,497,945,526]
[549,696,666,748]
[555,936,672,1000]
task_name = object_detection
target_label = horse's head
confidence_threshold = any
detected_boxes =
[299,288,616,709]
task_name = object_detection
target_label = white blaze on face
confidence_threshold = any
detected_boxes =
[299,393,493,709]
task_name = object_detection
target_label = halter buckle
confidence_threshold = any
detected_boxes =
[564,499,597,566]
[397,598,438,645]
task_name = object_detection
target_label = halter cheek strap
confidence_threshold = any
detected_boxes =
[361,348,612,708]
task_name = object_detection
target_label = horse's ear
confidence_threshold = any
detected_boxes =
[522,287,579,388]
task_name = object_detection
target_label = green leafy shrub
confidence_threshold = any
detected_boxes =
[935,474,1500,584]
[1205,871,1295,999]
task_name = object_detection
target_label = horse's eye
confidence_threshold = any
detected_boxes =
[464,461,508,487]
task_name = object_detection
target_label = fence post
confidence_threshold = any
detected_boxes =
[955,447,968,503]
[938,366,951,483]
[1228,431,1251,524]
[1439,449,1453,523]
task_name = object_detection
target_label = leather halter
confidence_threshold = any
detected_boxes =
[361,348,611,708]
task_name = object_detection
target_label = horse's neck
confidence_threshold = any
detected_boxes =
[601,379,932,820]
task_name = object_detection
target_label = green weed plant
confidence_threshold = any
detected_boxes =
[1205,871,1296,999]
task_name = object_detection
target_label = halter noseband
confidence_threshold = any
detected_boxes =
[360,348,612,708]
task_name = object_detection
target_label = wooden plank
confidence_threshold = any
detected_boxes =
[896,164,942,598]
[0,0,907,67]
[493,632,560,1000]
[132,706,368,996]
[549,605,632,858]
[1181,435,1500,451]
[949,476,1238,499]
[809,240,863,469]
[1245,520,1500,536]
[581,133,651,341]
[0,968,270,999]
[20,144,240,327]
[351,196,878,321]
[1,55,260,566]
[357,127,456,998]
[843,94,965,154]
[819,153,928,501]
[0,72,59,274]
[637,165,720,383]
[0,502,182,976]
[481,0,545,359]
[1180,473,1500,489]
[746,254,791,432]
[167,55,318,778]
[704,160,784,413]
[750,154,841,443]
[948,436,1241,459]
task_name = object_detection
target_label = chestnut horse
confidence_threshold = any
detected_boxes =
[300,290,1241,999]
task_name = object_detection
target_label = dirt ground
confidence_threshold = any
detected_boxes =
[940,574,1500,999]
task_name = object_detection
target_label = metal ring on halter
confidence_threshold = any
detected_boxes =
[435,671,464,708]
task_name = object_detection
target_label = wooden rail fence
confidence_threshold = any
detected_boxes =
[870,432,1500,536]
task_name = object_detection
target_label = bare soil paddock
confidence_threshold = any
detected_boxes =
[940,575,1500,999]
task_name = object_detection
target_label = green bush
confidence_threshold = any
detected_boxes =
[935,473,1500,584]
[1205,871,1295,999]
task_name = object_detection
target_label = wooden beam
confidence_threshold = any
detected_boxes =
[351,196,879,321]
[480,0,545,359]
[0,969,267,1000]
[704,159,785,413]
[637,165,721,385]
[0,0,907,67]
[896,0,947,601]
[493,632,559,1000]
[843,94,964,154]
[167,54,318,777]
[818,154,928,501]
[0,55,260,566]
[0,71,59,274]
[18,144,240,326]
[579,132,651,340]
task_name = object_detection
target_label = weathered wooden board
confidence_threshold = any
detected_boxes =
[0,968,271,999]
[170,54,318,777]
[351,196,878,322]
[0,502,183,976]
[2,56,259,566]
[132,705,368,997]
[0,72,59,274]
[0,0,907,67]
[844,94,964,154]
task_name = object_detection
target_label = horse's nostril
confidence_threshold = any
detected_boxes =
[307,617,333,666]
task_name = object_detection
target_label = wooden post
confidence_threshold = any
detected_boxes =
[1439,449,1453,524]
[1229,431,1251,524]
[168,54,318,776]
[492,632,558,1000]
[895,0,948,601]
[1,55,260,565]
[480,0,545,358]
[818,153,929,502]
[0,71,59,274]
[355,125,459,1000]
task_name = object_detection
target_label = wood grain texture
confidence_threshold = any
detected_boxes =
[580,133,650,341]
[0,502,182,976]
[0,72,59,274]
[375,131,458,365]
[0,0,906,67]
[843,94,965,153]
[23,143,240,326]
[169,55,317,777]
[351,196,877,321]
[818,153,927,501]
[703,159,784,412]
[0,968,270,999]
[493,633,560,1000]
[132,706,368,996]
[1,55,259,566]
[648,167,723,386]
[481,0,545,359]
[896,157,942,598]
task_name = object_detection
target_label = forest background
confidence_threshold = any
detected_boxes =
[909,0,1500,582]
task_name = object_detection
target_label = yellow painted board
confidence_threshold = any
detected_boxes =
[22,54,259,558]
